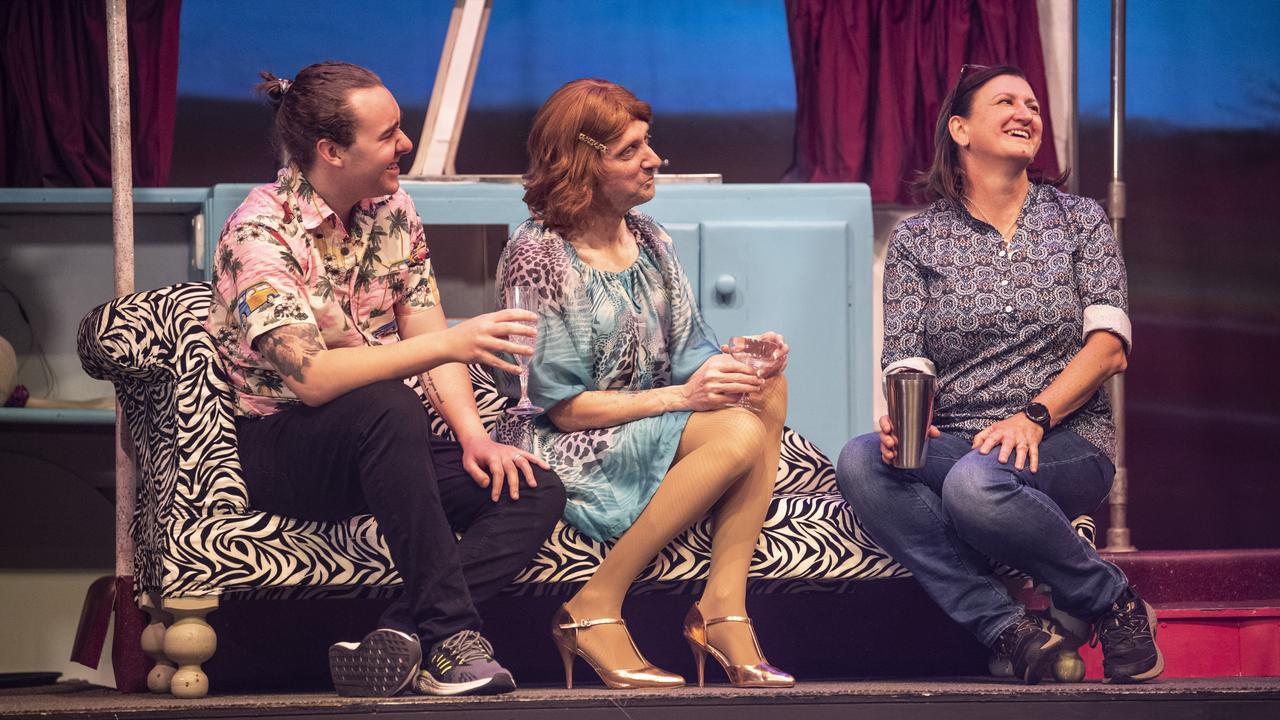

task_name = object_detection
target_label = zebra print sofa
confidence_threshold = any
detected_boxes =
[78,281,906,696]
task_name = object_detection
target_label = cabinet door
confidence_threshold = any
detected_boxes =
[700,221,858,457]
[660,222,702,297]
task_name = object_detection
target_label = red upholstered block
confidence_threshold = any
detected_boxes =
[1078,606,1280,679]
[1239,619,1280,676]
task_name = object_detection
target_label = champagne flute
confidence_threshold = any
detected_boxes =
[728,335,779,411]
[505,285,544,417]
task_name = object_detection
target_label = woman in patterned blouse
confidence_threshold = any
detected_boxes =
[495,79,794,690]
[836,65,1163,684]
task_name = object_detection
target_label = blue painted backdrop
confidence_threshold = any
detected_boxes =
[178,0,1280,129]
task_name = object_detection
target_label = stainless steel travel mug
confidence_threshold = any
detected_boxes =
[886,372,937,470]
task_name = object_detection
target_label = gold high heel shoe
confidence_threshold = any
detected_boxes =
[550,604,685,689]
[682,602,796,688]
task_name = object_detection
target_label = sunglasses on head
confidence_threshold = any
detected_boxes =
[958,63,992,84]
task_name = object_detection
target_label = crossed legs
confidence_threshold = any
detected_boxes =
[564,376,787,669]
[835,429,1127,646]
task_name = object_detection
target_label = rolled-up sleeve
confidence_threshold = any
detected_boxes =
[1074,199,1132,353]
[218,222,318,350]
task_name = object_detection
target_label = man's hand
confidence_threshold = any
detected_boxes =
[459,434,550,501]
[441,309,538,375]
[972,413,1046,472]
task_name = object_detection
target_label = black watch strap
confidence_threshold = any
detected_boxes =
[1024,402,1052,433]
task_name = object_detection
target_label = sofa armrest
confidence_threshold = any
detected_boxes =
[77,284,249,597]
[77,283,216,384]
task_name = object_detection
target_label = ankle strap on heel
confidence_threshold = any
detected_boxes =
[704,615,752,627]
[558,617,627,631]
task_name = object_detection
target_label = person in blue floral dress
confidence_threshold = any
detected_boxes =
[836,65,1163,685]
[494,79,795,690]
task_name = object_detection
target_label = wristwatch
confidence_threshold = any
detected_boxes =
[1023,402,1052,433]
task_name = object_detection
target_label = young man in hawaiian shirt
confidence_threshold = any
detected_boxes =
[205,62,565,697]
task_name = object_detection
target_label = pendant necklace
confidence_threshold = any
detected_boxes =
[965,197,1019,245]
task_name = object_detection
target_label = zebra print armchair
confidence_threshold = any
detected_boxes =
[78,281,901,696]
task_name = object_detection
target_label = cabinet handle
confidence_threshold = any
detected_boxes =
[714,274,737,297]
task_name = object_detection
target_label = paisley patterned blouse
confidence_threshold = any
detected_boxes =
[493,213,719,541]
[206,166,439,417]
[882,183,1132,460]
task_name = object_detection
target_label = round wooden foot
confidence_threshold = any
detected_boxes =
[147,664,177,694]
[162,605,217,698]
[1053,648,1087,683]
[169,668,209,699]
[140,606,176,694]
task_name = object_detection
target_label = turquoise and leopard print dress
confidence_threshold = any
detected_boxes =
[493,212,719,541]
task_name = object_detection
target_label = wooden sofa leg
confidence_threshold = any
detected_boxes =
[161,597,219,698]
[138,597,176,694]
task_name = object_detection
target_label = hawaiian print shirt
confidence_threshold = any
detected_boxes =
[882,183,1132,460]
[205,166,439,417]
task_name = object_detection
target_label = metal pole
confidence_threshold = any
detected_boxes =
[1068,0,1080,196]
[106,0,137,576]
[1105,0,1135,552]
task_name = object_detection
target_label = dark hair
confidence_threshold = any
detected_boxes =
[522,79,652,236]
[917,64,1066,207]
[255,62,383,170]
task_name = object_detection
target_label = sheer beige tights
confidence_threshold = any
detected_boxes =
[564,376,787,672]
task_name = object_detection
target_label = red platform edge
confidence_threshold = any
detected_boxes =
[1077,605,1280,678]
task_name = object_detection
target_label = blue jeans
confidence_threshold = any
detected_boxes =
[835,428,1128,647]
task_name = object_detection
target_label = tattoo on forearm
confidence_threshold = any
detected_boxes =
[256,325,324,383]
[423,371,445,408]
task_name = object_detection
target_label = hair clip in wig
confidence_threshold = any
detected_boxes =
[577,132,607,154]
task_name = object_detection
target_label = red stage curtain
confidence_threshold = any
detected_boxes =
[784,0,1059,204]
[0,0,181,187]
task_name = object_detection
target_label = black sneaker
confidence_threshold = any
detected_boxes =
[328,628,422,697]
[414,629,516,696]
[1093,585,1164,683]
[991,614,1064,684]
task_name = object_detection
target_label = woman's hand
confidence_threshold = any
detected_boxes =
[441,309,537,375]
[683,354,763,411]
[878,414,940,465]
[972,414,1045,472]
[721,331,789,378]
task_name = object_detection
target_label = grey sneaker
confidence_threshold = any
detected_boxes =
[328,628,422,697]
[414,629,516,696]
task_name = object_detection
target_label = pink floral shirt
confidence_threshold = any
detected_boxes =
[205,166,439,417]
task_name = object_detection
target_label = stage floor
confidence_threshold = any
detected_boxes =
[4,678,1280,720]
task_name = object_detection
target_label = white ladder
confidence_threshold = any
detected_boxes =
[409,0,492,177]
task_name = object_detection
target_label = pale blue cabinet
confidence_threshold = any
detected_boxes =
[204,182,875,457]
[700,221,861,456]
[640,185,875,456]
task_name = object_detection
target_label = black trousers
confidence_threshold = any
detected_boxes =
[234,380,565,646]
